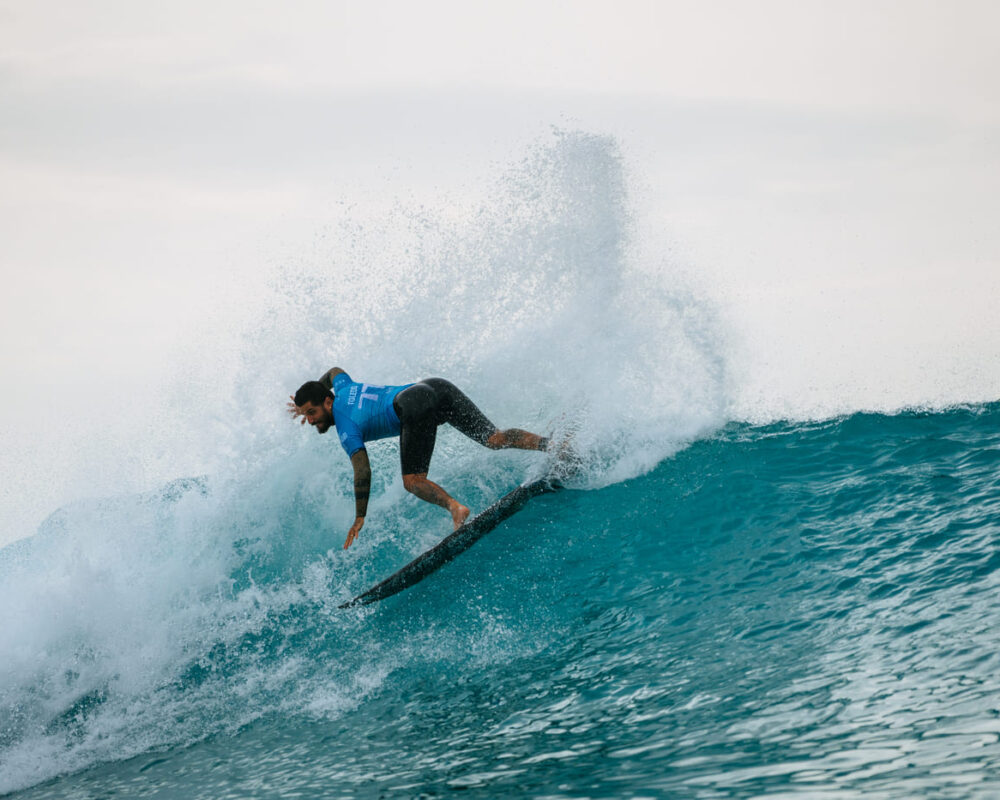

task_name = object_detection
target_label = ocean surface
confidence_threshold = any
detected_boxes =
[3,133,999,797]
[3,402,1000,798]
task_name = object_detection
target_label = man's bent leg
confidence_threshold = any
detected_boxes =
[396,383,441,475]
[396,383,473,528]
[402,473,471,530]
[422,378,548,452]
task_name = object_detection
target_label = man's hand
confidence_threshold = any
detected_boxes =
[344,516,365,549]
[287,395,307,425]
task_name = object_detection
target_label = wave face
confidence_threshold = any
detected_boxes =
[4,403,1000,798]
[3,134,1000,797]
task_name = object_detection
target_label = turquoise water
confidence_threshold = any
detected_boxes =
[4,402,1000,798]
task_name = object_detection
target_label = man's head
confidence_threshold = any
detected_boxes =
[294,381,334,433]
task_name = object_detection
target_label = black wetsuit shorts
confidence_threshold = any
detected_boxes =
[391,378,498,475]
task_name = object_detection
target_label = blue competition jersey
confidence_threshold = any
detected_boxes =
[331,372,413,457]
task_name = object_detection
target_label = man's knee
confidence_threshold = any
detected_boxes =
[402,473,424,493]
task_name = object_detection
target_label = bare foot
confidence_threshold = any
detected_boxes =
[449,501,471,530]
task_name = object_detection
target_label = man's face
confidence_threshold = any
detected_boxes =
[300,397,334,433]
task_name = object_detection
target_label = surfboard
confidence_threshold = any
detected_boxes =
[339,478,561,608]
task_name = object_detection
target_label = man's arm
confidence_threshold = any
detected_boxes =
[319,367,346,391]
[343,448,371,549]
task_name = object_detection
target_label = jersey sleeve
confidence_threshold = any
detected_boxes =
[331,371,352,394]
[336,416,365,457]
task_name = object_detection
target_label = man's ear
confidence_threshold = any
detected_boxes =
[324,396,334,411]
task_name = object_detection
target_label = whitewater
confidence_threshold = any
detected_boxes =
[2,132,1000,799]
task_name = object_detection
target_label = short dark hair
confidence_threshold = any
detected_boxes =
[294,381,333,407]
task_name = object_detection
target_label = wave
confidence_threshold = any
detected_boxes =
[4,402,1000,796]
[3,131,998,796]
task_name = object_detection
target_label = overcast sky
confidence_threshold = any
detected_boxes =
[4,1,999,119]
[2,0,999,543]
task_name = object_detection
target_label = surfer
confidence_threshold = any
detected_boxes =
[289,368,550,549]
